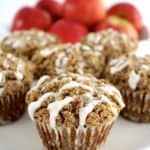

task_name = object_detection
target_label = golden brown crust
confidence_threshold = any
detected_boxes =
[82,29,138,62]
[105,54,150,92]
[26,73,124,127]
[0,29,59,60]
[0,51,33,97]
[31,43,105,78]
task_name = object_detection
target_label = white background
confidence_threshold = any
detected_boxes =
[0,0,150,150]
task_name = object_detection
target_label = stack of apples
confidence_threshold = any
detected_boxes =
[11,0,149,43]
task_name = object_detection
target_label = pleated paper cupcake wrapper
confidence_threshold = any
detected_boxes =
[121,89,150,122]
[0,86,29,125]
[36,121,113,150]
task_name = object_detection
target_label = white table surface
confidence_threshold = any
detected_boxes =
[0,1,150,150]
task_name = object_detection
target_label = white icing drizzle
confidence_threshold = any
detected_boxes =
[99,84,125,108]
[31,75,50,91]
[15,72,23,80]
[79,100,100,126]
[6,53,18,62]
[59,81,94,93]
[79,93,118,126]
[55,52,68,74]
[40,47,58,57]
[0,72,6,87]
[77,61,85,74]
[94,45,103,52]
[77,75,91,82]
[2,59,10,69]
[15,61,25,80]
[40,44,70,57]
[12,40,24,48]
[48,96,74,128]
[28,92,56,121]
[128,70,140,90]
[141,65,149,70]
[110,56,128,74]
[28,74,124,128]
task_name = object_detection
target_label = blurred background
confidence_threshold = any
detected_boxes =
[0,0,149,41]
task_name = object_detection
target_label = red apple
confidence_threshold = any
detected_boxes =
[64,0,106,26]
[49,19,88,43]
[138,25,150,40]
[107,3,143,31]
[95,16,138,39]
[36,0,64,18]
[11,6,51,31]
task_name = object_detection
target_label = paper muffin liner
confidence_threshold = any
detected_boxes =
[121,89,150,122]
[0,86,29,125]
[36,120,113,150]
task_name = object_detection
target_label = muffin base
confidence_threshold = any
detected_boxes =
[121,90,150,122]
[0,86,29,125]
[36,120,113,150]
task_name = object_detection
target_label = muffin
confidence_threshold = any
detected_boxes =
[105,54,150,122]
[0,50,33,124]
[26,73,124,150]
[31,43,105,78]
[0,29,59,60]
[82,29,138,62]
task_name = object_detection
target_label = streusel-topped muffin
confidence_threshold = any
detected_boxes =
[0,29,59,60]
[0,50,33,124]
[82,29,138,62]
[32,43,105,78]
[105,54,150,122]
[26,73,124,150]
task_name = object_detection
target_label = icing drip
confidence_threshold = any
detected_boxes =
[59,81,94,93]
[99,84,125,108]
[40,44,70,57]
[31,75,50,91]
[12,40,24,48]
[55,52,68,74]
[128,70,140,90]
[28,92,56,121]
[110,56,128,74]
[0,72,6,87]
[79,100,100,126]
[40,47,57,57]
[48,96,74,128]
[77,75,91,82]
[15,72,23,80]
[141,65,149,70]
[3,59,10,69]
[79,93,118,126]
[15,61,25,80]
[6,53,17,62]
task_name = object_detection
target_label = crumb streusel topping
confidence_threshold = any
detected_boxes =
[0,29,59,59]
[32,43,105,78]
[26,73,124,128]
[105,54,150,91]
[82,29,138,61]
[0,50,32,96]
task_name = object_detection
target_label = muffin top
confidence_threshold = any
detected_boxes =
[0,29,59,59]
[26,73,124,128]
[0,50,33,96]
[32,43,105,78]
[82,29,138,61]
[105,54,150,91]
